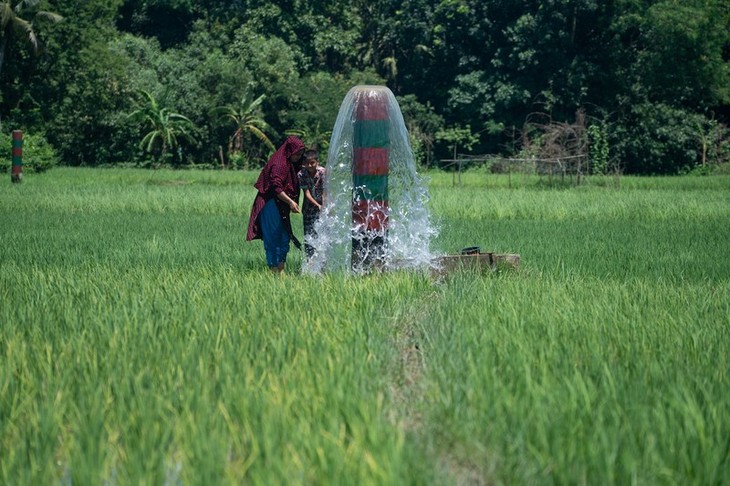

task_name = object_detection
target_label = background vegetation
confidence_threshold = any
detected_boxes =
[1,0,729,173]
[1,168,728,483]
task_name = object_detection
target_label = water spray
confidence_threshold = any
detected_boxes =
[304,85,519,276]
[306,85,437,274]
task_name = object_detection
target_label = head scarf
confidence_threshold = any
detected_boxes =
[254,136,305,196]
[282,135,306,165]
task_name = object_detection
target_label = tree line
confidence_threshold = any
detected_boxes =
[1,0,728,174]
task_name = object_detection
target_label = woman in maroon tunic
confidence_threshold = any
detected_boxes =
[246,136,306,272]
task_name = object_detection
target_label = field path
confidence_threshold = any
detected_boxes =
[389,282,491,485]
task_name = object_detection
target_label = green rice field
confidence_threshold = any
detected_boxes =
[1,168,729,484]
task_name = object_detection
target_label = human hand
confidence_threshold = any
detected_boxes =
[290,201,300,213]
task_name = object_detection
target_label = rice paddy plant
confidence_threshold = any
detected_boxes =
[430,172,730,282]
[0,169,437,483]
[419,170,730,483]
[1,264,437,483]
[1,167,729,484]
[416,272,729,484]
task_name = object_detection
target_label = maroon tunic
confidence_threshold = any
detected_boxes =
[246,136,306,241]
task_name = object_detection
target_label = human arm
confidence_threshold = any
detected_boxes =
[270,159,300,213]
[277,191,300,213]
[304,189,321,210]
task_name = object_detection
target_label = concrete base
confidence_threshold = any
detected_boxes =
[431,252,520,278]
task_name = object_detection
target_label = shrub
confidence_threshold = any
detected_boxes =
[588,123,610,175]
[0,131,59,173]
[611,103,705,175]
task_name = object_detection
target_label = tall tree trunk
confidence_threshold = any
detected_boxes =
[0,34,7,78]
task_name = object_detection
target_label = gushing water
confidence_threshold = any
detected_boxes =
[304,85,439,274]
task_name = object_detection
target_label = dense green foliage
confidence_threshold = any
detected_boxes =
[1,168,728,482]
[0,0,729,173]
[0,129,58,172]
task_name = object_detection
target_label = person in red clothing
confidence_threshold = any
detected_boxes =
[246,136,306,272]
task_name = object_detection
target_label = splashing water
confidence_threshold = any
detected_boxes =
[304,85,439,274]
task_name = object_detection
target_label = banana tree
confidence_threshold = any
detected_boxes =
[215,91,275,163]
[128,90,197,164]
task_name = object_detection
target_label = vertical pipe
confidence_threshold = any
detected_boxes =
[11,130,23,183]
[351,88,390,270]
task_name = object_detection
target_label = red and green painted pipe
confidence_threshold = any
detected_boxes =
[11,130,23,183]
[352,88,389,268]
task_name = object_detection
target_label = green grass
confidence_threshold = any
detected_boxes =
[1,168,729,484]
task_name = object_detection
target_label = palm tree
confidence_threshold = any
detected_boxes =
[0,0,62,76]
[128,90,197,164]
[215,91,275,161]
[285,123,332,153]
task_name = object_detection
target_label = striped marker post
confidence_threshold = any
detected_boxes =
[352,88,389,270]
[11,130,23,183]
